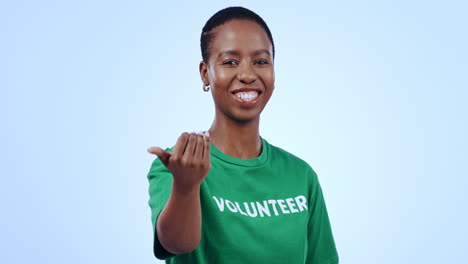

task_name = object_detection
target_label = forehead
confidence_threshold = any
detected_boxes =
[209,19,272,57]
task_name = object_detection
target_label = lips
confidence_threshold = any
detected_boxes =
[230,88,262,106]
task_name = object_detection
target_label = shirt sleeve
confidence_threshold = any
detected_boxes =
[306,167,339,264]
[147,151,177,260]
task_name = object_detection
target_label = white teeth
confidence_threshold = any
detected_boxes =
[234,91,259,102]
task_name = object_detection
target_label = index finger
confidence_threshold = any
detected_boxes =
[171,132,190,158]
[202,134,210,160]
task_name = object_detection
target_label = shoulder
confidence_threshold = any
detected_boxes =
[265,139,318,179]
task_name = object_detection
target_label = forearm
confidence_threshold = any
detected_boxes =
[156,182,202,254]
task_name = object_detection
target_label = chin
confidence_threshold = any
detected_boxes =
[229,111,262,124]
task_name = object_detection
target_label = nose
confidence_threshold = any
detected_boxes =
[237,61,257,84]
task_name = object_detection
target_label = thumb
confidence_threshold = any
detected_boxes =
[147,147,171,167]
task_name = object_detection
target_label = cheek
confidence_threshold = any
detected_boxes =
[263,69,275,88]
[211,67,233,86]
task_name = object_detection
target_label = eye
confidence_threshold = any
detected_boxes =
[222,60,238,65]
[254,59,269,65]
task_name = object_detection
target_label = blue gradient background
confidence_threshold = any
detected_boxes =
[1,1,467,263]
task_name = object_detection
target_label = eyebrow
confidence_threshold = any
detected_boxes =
[217,50,241,59]
[252,49,271,57]
[217,49,271,59]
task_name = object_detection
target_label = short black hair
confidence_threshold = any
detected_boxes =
[200,6,275,63]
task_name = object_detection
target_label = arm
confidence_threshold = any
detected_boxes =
[148,132,211,255]
[306,168,339,264]
[156,181,202,254]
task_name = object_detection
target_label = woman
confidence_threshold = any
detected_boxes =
[147,6,339,264]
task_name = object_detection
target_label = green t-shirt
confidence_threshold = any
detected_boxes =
[147,136,339,264]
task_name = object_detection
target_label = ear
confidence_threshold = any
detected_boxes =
[199,61,209,85]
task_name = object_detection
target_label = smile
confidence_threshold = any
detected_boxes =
[231,90,262,106]
[234,91,259,102]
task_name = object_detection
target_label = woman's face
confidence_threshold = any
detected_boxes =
[200,19,275,123]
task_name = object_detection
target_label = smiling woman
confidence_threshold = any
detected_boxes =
[200,19,275,123]
[146,6,339,264]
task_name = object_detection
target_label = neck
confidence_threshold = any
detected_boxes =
[208,113,262,159]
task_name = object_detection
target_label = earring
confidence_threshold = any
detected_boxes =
[203,84,211,92]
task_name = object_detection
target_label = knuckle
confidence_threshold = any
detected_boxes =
[180,158,189,167]
[201,162,210,169]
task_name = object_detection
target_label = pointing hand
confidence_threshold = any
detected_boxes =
[148,132,211,192]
